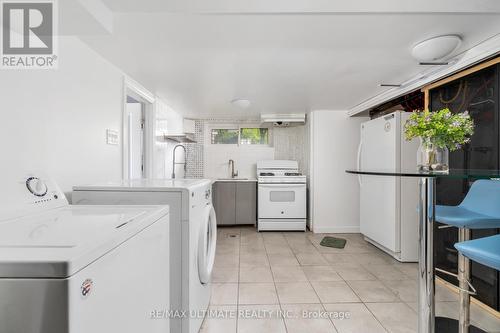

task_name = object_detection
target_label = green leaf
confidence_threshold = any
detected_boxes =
[403,108,474,150]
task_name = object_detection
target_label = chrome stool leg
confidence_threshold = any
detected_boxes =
[458,227,471,333]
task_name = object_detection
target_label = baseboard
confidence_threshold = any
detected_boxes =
[311,226,360,233]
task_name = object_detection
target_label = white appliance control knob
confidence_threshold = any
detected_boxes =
[26,177,48,197]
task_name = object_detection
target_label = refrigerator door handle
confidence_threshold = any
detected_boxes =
[357,141,363,186]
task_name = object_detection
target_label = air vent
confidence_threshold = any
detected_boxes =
[260,113,306,127]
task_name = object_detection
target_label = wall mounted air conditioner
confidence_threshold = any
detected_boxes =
[260,113,306,127]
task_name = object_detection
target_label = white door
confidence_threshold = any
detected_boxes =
[359,114,400,253]
[258,183,307,219]
[127,102,144,179]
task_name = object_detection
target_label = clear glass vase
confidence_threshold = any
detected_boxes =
[417,138,449,173]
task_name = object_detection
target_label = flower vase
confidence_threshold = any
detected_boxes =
[417,138,449,173]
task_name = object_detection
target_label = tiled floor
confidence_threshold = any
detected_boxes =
[201,227,500,333]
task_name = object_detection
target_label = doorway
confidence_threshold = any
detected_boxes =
[123,77,155,180]
[127,95,145,179]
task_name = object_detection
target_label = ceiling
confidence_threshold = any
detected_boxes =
[76,0,500,118]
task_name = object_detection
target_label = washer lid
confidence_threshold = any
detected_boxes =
[0,205,169,278]
[73,178,209,191]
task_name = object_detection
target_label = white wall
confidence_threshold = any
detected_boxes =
[0,36,185,199]
[0,36,124,195]
[309,110,368,233]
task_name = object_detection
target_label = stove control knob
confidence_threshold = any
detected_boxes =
[26,177,48,197]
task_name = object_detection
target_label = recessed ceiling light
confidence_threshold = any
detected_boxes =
[411,35,462,62]
[231,98,251,109]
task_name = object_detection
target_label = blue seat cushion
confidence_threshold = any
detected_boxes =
[435,205,500,229]
[455,235,500,271]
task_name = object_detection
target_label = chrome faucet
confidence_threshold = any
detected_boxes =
[229,159,238,178]
[172,144,187,179]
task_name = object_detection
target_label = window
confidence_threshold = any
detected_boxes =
[210,126,270,145]
[211,129,239,144]
[240,128,269,145]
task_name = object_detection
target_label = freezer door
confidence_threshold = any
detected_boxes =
[359,114,400,253]
[359,114,399,170]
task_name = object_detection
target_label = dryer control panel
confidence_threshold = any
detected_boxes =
[0,172,68,221]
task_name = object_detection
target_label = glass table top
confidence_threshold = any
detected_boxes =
[346,168,500,179]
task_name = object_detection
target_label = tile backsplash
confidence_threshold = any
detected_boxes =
[273,125,308,173]
[204,144,275,179]
[185,120,205,178]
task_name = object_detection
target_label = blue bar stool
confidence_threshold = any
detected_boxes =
[455,235,500,332]
[455,234,500,271]
[435,179,500,333]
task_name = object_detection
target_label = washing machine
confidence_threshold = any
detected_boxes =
[0,173,170,333]
[72,179,217,333]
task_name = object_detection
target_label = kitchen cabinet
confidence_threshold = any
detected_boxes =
[213,182,236,225]
[235,182,257,225]
[213,181,257,225]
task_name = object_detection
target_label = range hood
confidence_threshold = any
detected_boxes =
[156,133,196,143]
[156,118,197,143]
[260,113,306,127]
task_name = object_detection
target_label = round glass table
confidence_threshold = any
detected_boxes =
[346,168,500,333]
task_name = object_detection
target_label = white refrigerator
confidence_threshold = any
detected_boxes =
[358,111,420,262]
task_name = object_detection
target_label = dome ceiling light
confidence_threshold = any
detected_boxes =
[411,35,462,64]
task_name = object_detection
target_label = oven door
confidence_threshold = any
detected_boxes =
[258,183,306,219]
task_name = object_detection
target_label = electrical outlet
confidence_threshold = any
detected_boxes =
[106,129,119,145]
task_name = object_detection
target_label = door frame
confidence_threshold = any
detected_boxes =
[122,76,155,180]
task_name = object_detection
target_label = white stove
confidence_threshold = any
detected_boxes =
[257,160,307,231]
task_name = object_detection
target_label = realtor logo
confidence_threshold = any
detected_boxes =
[1,0,58,69]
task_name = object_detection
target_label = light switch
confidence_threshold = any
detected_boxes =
[106,129,119,145]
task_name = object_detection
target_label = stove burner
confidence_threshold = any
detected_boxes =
[285,172,302,176]
[260,172,275,176]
